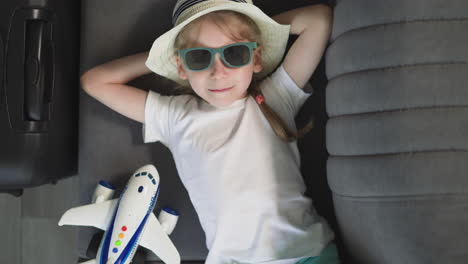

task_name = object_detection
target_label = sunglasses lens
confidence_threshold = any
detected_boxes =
[224,45,251,67]
[185,49,211,70]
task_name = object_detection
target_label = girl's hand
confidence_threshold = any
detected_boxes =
[272,4,333,89]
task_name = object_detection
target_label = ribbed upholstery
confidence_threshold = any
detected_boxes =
[325,0,468,263]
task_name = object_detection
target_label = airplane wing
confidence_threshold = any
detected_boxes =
[58,199,118,230]
[140,213,181,264]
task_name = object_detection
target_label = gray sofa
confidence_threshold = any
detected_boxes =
[326,0,468,263]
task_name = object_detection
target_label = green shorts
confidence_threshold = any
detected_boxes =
[295,243,340,264]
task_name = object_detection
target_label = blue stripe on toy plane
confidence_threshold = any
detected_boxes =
[110,186,160,264]
[100,199,120,264]
[114,187,159,264]
[115,210,151,264]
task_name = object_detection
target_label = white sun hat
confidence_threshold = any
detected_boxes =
[145,0,291,86]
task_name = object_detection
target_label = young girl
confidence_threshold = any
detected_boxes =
[81,0,337,263]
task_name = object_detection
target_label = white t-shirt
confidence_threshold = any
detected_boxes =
[143,65,334,264]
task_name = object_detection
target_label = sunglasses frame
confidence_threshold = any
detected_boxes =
[178,42,258,72]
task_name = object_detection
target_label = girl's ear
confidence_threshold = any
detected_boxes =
[176,56,188,80]
[253,46,263,73]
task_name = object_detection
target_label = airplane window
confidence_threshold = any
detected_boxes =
[138,186,144,193]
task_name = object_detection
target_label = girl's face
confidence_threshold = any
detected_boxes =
[176,19,263,108]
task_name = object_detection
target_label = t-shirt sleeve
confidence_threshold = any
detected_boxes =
[261,64,312,118]
[142,91,172,146]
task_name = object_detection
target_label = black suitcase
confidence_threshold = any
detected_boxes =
[0,0,80,196]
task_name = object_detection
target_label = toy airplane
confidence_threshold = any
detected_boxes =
[58,164,181,264]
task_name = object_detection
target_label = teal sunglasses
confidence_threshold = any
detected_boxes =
[178,42,258,72]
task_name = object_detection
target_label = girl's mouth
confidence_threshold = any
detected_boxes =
[209,86,233,93]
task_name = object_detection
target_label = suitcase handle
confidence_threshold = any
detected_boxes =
[24,19,53,121]
[6,8,55,132]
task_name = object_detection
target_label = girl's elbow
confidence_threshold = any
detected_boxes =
[314,4,332,20]
[312,5,333,33]
[320,5,333,26]
[315,3,332,14]
[299,5,332,33]
[80,69,101,96]
[80,72,92,94]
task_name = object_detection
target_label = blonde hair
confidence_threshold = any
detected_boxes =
[173,10,312,142]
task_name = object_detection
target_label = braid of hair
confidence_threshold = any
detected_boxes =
[249,81,313,142]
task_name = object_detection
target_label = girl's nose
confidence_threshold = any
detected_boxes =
[210,53,228,79]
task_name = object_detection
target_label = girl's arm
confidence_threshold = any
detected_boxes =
[80,52,152,123]
[272,4,333,89]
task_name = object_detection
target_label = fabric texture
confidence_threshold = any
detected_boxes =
[143,64,334,263]
[325,0,468,263]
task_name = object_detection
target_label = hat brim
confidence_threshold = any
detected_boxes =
[145,2,290,86]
